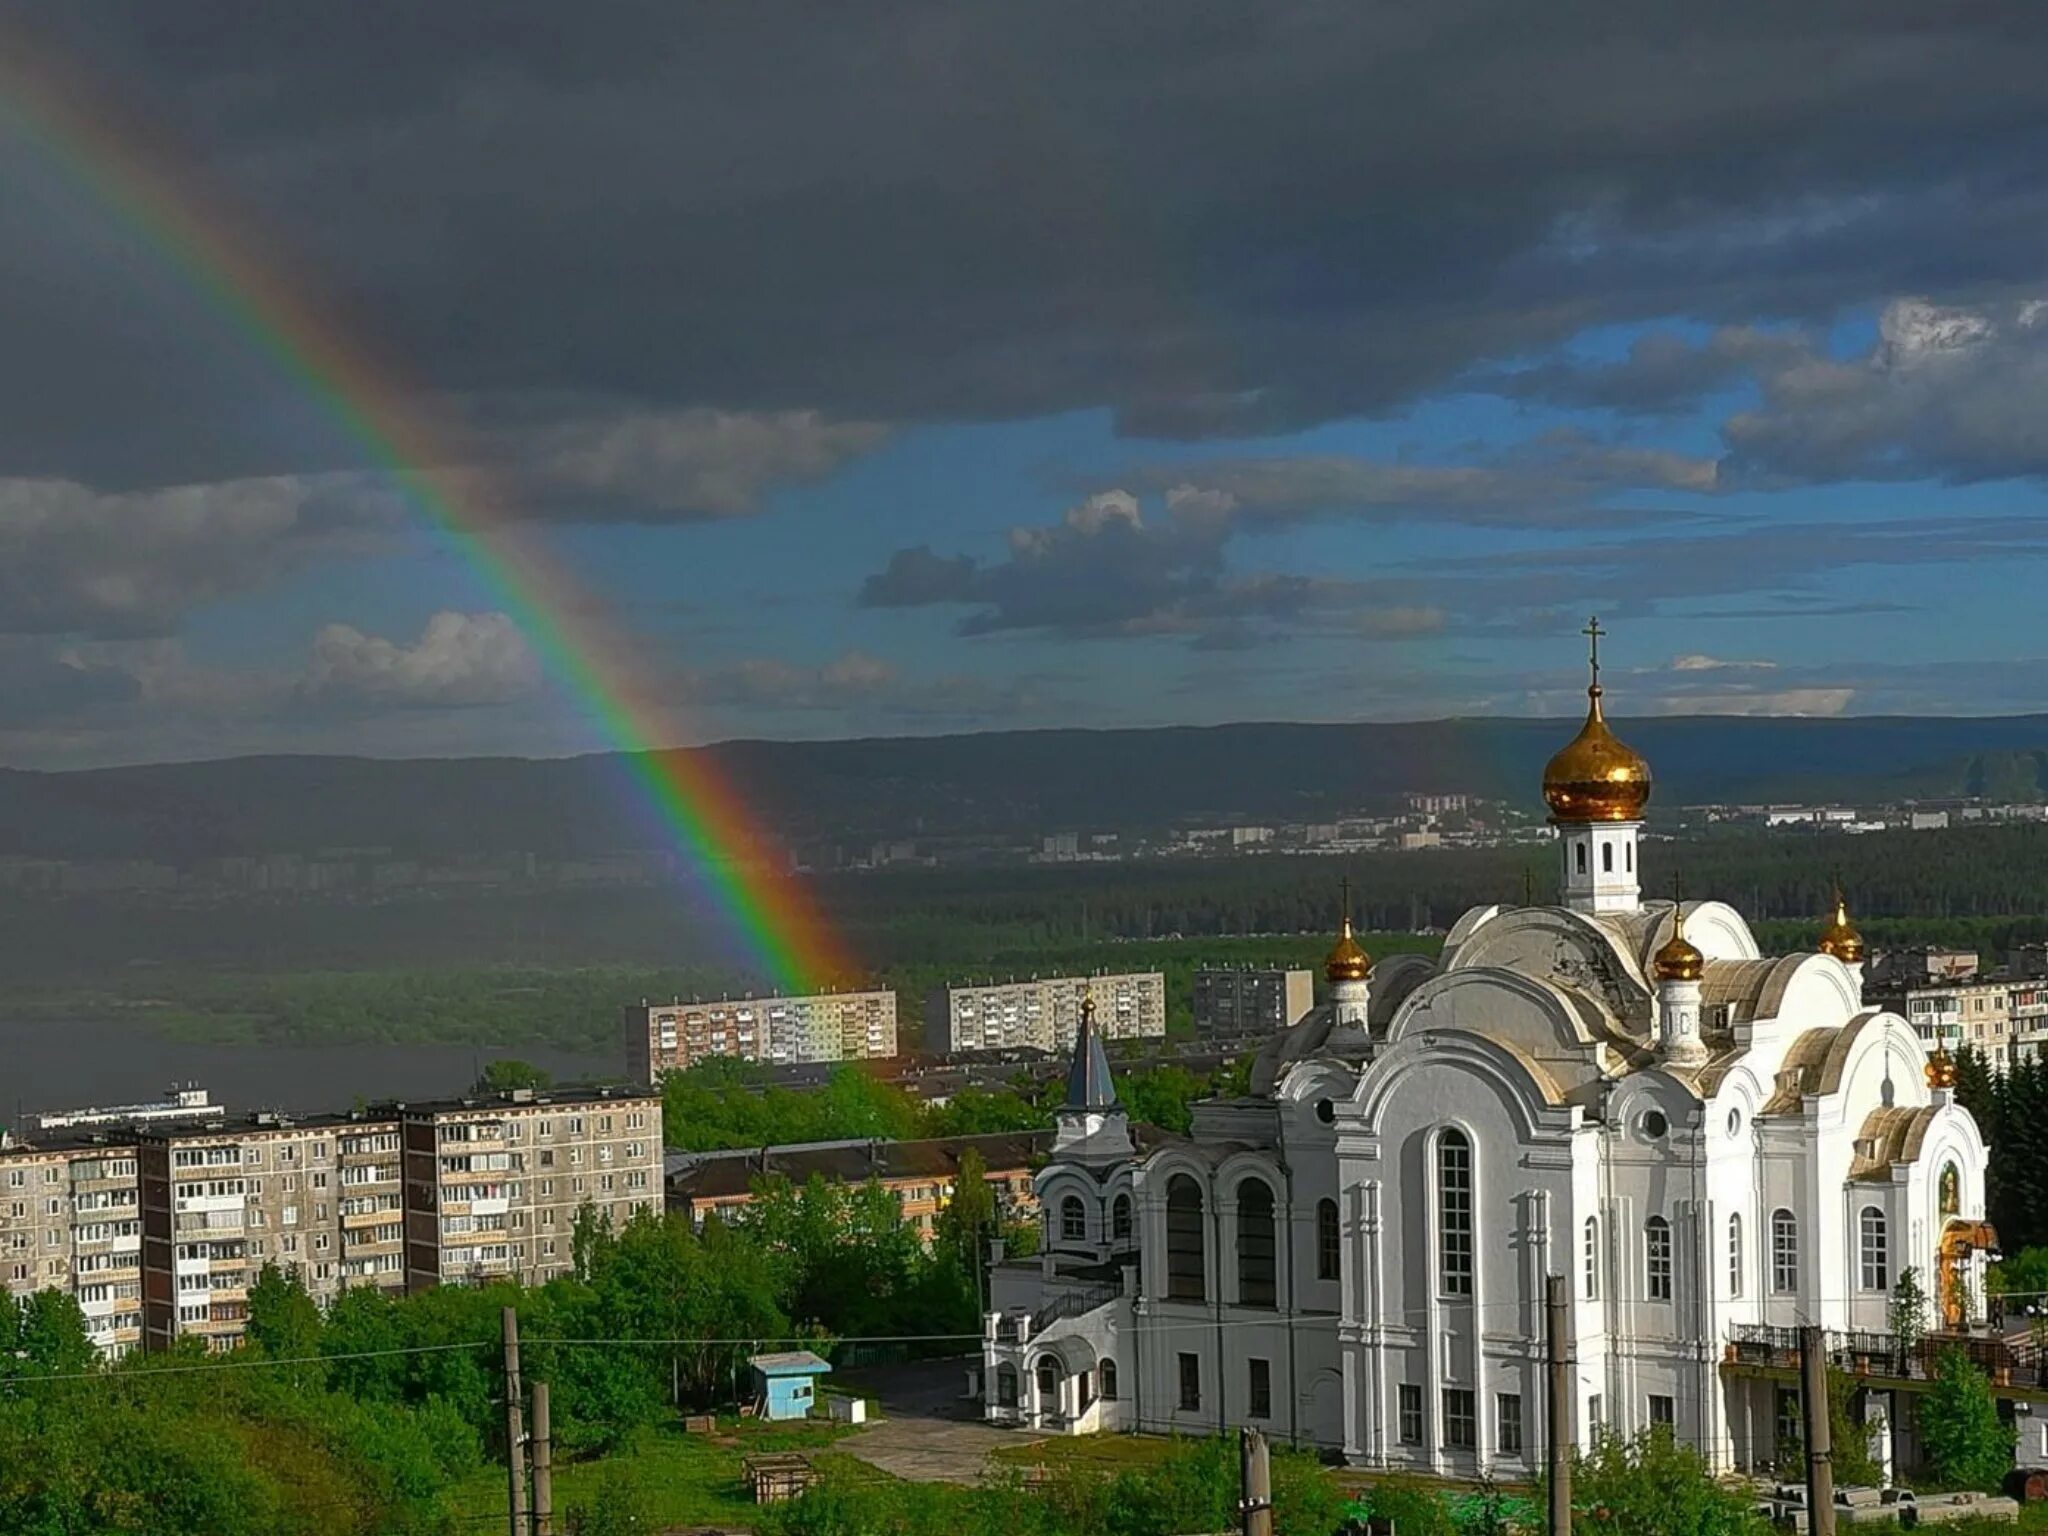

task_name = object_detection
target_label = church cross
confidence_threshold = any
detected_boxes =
[1583,615,1605,689]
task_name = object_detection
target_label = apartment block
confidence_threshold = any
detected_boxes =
[3,1084,662,1357]
[1189,966,1314,1037]
[2,1133,143,1356]
[933,972,1166,1054]
[138,1111,408,1353]
[624,989,898,1082]
[401,1087,663,1290]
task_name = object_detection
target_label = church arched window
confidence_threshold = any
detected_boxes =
[1645,1215,1673,1301]
[1860,1206,1889,1292]
[1112,1193,1132,1242]
[1099,1357,1119,1400]
[1060,1195,1086,1244]
[1771,1209,1799,1294]
[1728,1213,1743,1298]
[1583,1217,1599,1300]
[1576,844,1588,875]
[1165,1175,1206,1301]
[1237,1177,1278,1307]
[1317,1198,1341,1282]
[1602,843,1615,873]
[1438,1129,1474,1296]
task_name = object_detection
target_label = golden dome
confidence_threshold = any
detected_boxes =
[1653,905,1704,983]
[1542,684,1652,822]
[1322,878,1373,988]
[1926,1045,1957,1091]
[1818,887,1865,965]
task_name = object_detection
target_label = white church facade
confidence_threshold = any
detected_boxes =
[983,625,1993,1476]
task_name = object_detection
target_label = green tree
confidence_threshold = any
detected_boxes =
[247,1262,325,1378]
[1572,1428,1770,1535]
[5,1290,96,1379]
[1920,1347,2015,1491]
[566,1463,657,1536]
[474,1057,554,1094]
[1827,1367,1884,1488]
[1891,1267,1929,1367]
[936,1145,997,1285]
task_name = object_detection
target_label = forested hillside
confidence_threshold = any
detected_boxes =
[5,713,2048,857]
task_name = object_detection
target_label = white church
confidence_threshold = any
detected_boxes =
[983,625,1993,1475]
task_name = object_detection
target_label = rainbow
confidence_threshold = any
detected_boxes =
[0,31,854,992]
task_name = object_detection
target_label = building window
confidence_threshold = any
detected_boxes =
[1112,1194,1132,1242]
[1237,1178,1277,1308]
[1099,1358,1118,1400]
[1775,1389,1801,1460]
[1165,1176,1206,1302]
[1178,1352,1201,1412]
[1602,843,1614,873]
[1036,1357,1060,1407]
[1248,1357,1272,1419]
[1648,1394,1675,1430]
[1860,1206,1889,1292]
[1317,1198,1341,1282]
[1728,1213,1743,1298]
[1438,1129,1473,1296]
[1584,1216,1599,1300]
[1645,1215,1673,1302]
[1442,1388,1477,1450]
[1060,1195,1086,1243]
[1398,1384,1424,1445]
[1772,1209,1799,1294]
[995,1364,1018,1408]
[1497,1393,1523,1456]
[1588,1394,1603,1435]
[1576,843,1588,876]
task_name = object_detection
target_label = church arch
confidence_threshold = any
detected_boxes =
[1059,1194,1086,1244]
[1165,1174,1207,1301]
[1237,1176,1277,1307]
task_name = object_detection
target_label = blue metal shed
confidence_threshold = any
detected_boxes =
[748,1350,831,1421]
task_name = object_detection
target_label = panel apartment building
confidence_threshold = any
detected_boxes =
[3,1084,660,1357]
[933,971,1166,1054]
[624,989,898,1082]
[1189,965,1314,1036]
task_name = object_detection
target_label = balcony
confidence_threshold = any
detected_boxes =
[1727,1323,2041,1389]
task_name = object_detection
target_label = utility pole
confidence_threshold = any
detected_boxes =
[1546,1274,1574,1536]
[1239,1427,1273,1536]
[531,1379,554,1536]
[1800,1325,1837,1536]
[502,1306,529,1536]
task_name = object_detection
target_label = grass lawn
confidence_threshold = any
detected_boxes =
[987,1433,1187,1473]
[451,1415,855,1528]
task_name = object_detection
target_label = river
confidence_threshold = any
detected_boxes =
[0,1016,623,1121]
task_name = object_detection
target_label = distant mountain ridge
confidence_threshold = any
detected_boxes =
[5,714,2048,860]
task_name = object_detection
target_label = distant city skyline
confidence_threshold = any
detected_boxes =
[4,7,2048,767]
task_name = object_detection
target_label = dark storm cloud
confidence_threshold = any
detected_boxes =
[4,3,2048,487]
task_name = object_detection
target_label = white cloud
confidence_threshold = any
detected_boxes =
[515,408,889,520]
[300,611,539,710]
[1668,654,1779,673]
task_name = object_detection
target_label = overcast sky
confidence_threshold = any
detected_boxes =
[4,3,2048,767]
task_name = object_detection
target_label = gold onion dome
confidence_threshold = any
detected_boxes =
[1542,618,1651,823]
[1926,1045,1958,1091]
[1818,887,1865,965]
[1327,914,1373,985]
[1653,908,1704,983]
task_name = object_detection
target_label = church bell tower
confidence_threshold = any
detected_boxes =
[1543,617,1651,915]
